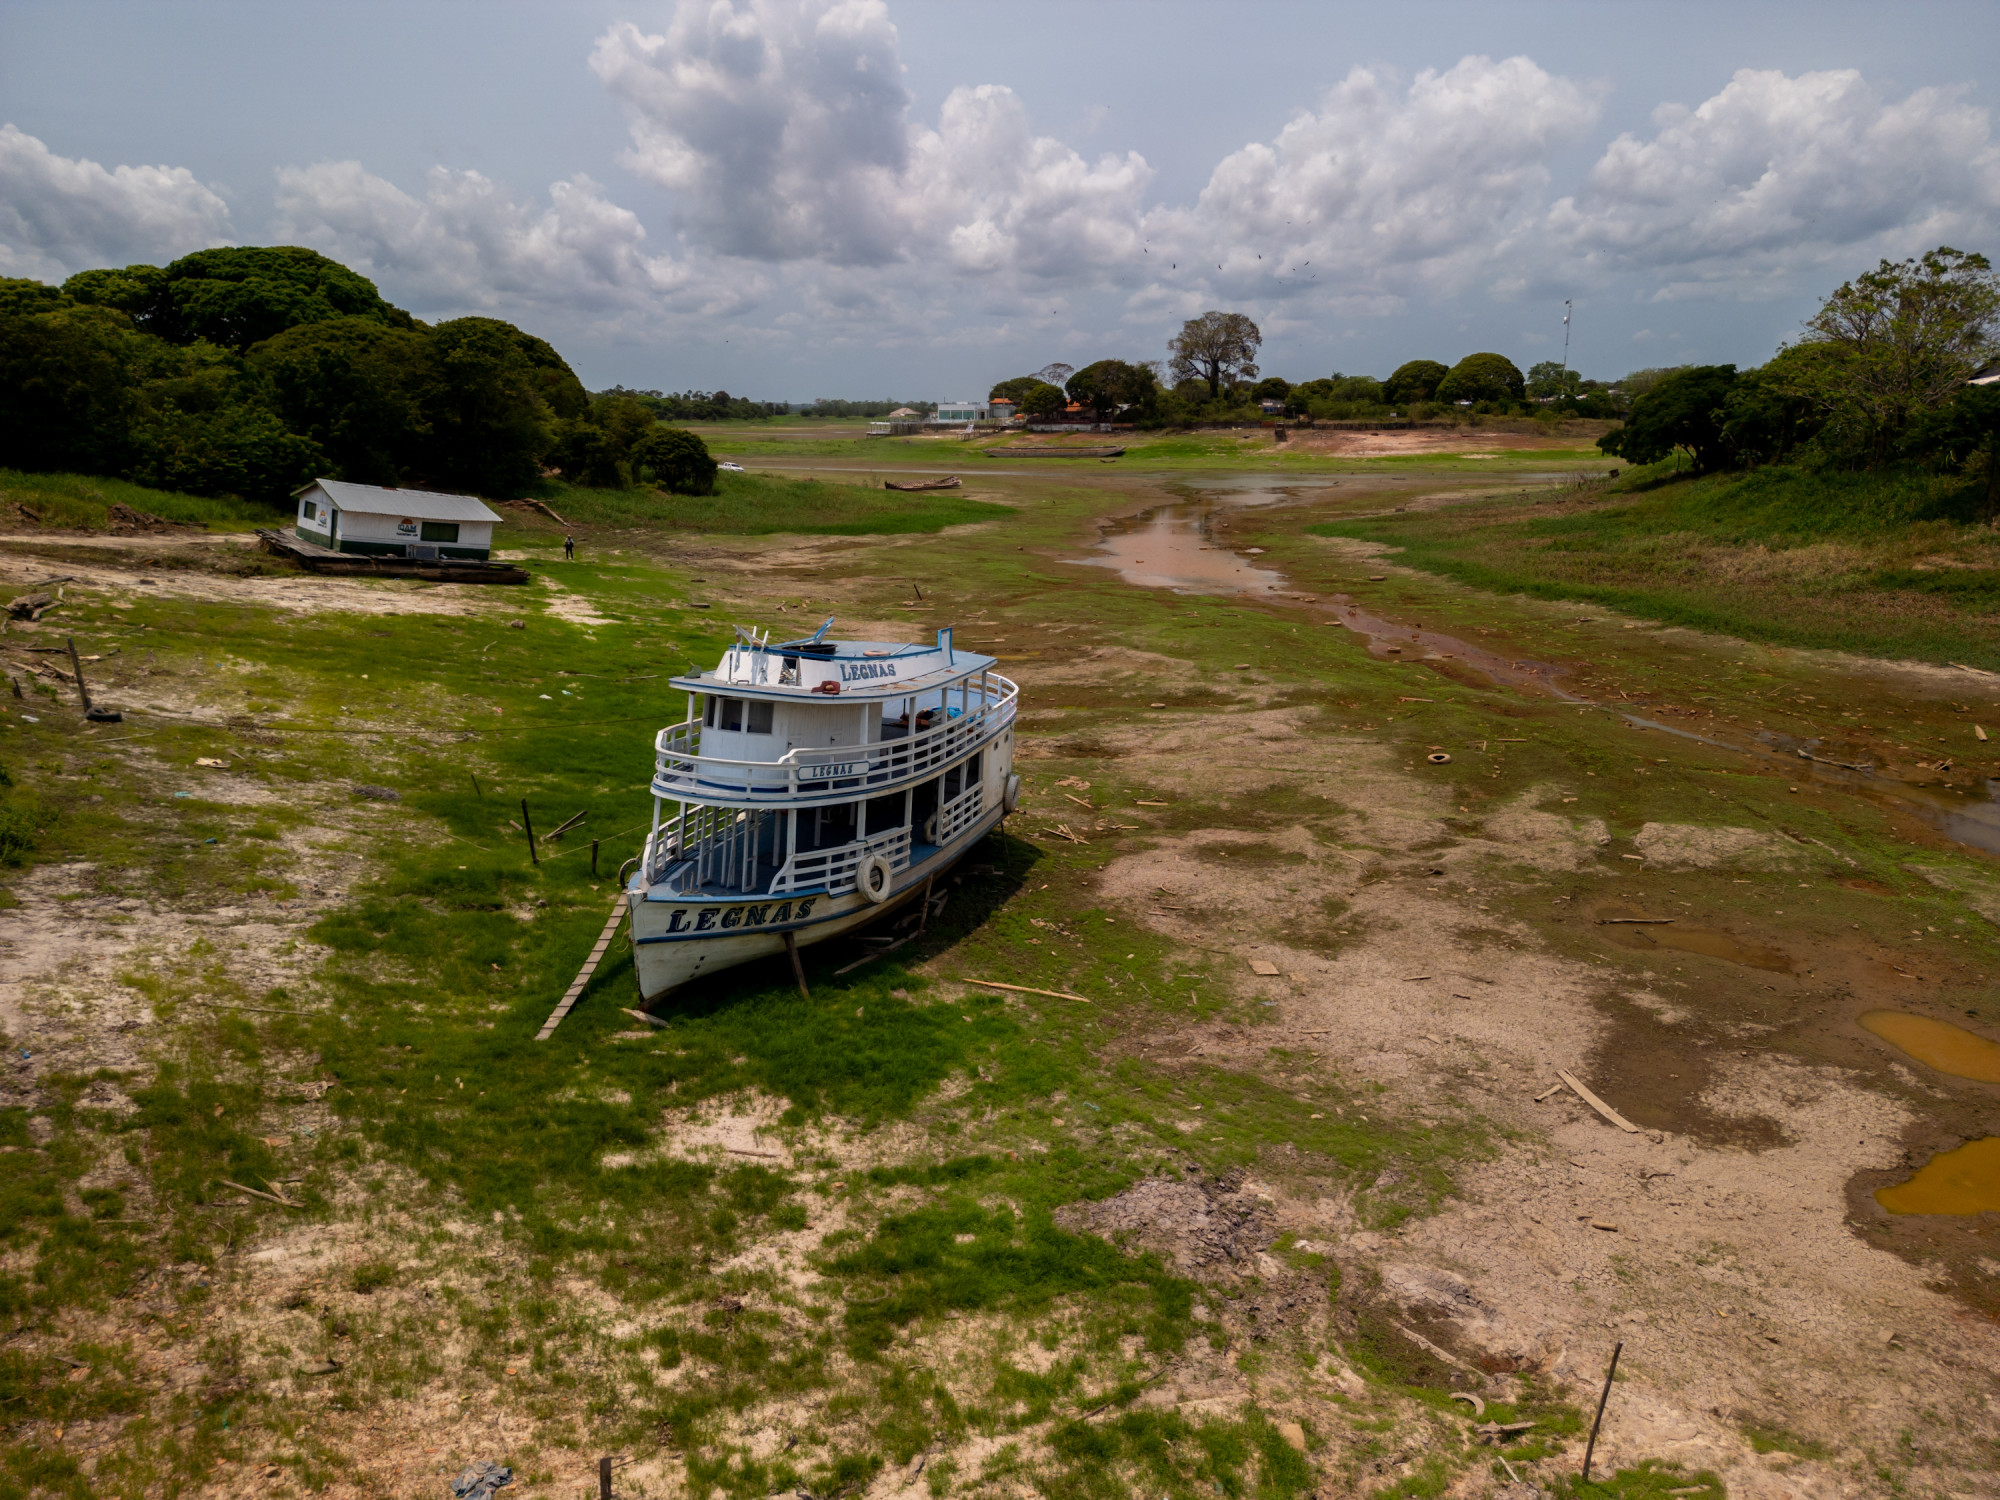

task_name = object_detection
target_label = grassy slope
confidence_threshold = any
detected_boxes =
[541,471,1012,534]
[0,469,282,529]
[1310,462,2000,667]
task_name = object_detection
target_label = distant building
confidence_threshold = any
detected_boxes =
[932,400,988,424]
[988,398,1017,422]
[1259,400,1286,415]
[292,478,501,561]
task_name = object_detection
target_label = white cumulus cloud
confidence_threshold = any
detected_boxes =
[272,161,731,322]
[591,1,1152,283]
[0,123,233,282]
[1550,68,2000,298]
[1161,56,1603,303]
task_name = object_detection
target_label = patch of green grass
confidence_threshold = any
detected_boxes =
[1552,1459,1726,1498]
[533,471,1013,535]
[1739,1418,1832,1459]
[1038,1406,1313,1500]
[1309,462,2000,666]
[0,469,280,530]
[826,1198,1193,1360]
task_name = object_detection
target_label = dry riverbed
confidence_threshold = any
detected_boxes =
[2,474,1997,1500]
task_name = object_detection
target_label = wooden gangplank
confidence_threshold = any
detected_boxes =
[535,893,630,1041]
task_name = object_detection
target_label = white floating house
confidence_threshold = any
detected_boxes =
[291,479,503,561]
[931,400,988,424]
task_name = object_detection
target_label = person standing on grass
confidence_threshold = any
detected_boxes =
[564,533,576,561]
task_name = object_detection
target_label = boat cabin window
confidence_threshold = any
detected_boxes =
[797,803,856,852]
[704,697,773,733]
[943,752,979,801]
[864,792,906,836]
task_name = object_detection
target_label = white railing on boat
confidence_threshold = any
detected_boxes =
[641,782,987,897]
[651,674,1017,801]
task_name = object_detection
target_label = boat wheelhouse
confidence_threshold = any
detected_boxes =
[626,622,1019,1002]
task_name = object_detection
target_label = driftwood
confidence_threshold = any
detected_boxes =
[963,978,1092,1004]
[1556,1068,1640,1133]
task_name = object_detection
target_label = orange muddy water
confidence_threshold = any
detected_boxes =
[1876,1137,2000,1215]
[1600,920,1795,972]
[1859,1010,2000,1083]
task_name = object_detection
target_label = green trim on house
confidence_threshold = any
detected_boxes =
[331,538,492,561]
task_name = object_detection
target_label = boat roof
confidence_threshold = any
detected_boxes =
[671,632,998,701]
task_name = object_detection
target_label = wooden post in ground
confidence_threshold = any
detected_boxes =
[591,838,600,877]
[598,1456,613,1500]
[64,638,92,713]
[521,799,539,864]
[1581,1340,1623,1482]
[784,930,810,1001]
[918,873,935,933]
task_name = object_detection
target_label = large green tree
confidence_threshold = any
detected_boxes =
[1435,352,1525,405]
[633,425,718,495]
[1778,246,2000,464]
[1525,360,1581,399]
[1167,311,1261,399]
[0,302,142,475]
[988,375,1060,407]
[1597,365,1738,472]
[1383,360,1448,404]
[68,246,414,350]
[423,318,561,497]
[1065,359,1159,419]
[248,317,435,486]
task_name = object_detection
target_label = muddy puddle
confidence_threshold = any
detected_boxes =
[1067,478,1306,595]
[1596,914,1794,972]
[1860,1010,2000,1083]
[1876,1137,2000,1215]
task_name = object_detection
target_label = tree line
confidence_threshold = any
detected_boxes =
[1599,247,2000,507]
[988,313,1632,428]
[0,246,729,502]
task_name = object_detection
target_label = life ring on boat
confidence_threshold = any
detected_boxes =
[853,852,893,904]
[1002,773,1021,814]
[923,813,941,844]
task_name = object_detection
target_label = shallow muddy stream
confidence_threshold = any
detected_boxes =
[1075,474,2000,861]
[1076,472,2000,1222]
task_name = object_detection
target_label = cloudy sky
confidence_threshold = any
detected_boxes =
[4,1,1998,399]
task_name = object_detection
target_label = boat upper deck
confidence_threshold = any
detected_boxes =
[668,629,996,701]
[654,627,1016,806]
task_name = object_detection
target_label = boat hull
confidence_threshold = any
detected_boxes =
[626,804,1007,1005]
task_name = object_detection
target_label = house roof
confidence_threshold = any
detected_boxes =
[296,478,502,524]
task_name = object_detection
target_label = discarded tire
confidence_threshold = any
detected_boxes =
[1427,752,1452,764]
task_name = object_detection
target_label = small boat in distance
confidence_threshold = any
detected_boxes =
[626,620,1019,1004]
[883,475,962,492]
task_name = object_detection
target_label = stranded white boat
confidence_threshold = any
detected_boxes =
[625,621,1019,1004]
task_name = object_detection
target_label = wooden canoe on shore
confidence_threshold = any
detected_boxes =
[883,475,963,492]
[256,529,529,584]
[982,446,1125,459]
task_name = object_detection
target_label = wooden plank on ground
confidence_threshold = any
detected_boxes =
[1556,1068,1640,1133]
[535,893,630,1041]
